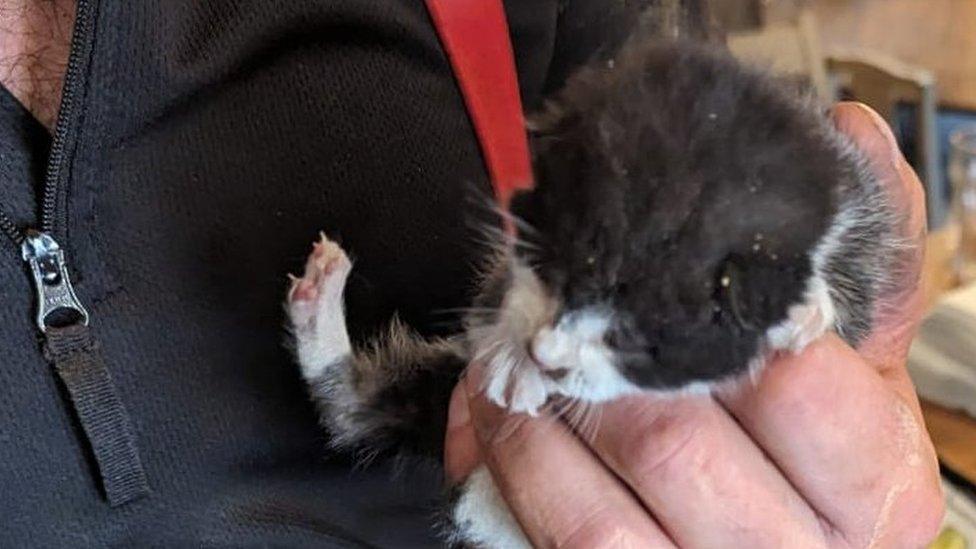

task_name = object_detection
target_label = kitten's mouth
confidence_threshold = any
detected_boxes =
[527,341,571,381]
[542,367,570,381]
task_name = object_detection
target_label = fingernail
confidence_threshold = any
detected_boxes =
[464,362,486,395]
[846,101,902,162]
[447,382,471,430]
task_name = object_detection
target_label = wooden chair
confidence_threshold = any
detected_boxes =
[827,50,945,226]
[722,0,947,226]
[726,7,832,99]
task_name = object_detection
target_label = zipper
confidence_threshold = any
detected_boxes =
[0,1,149,506]
[0,0,94,332]
[41,0,95,238]
[22,230,90,332]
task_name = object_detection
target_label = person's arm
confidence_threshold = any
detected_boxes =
[444,102,944,548]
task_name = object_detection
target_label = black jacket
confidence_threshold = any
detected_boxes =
[0,1,703,546]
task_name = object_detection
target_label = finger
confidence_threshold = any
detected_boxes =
[463,366,675,548]
[587,391,830,548]
[832,101,925,231]
[832,102,930,420]
[719,335,944,547]
[832,102,928,373]
[444,381,482,483]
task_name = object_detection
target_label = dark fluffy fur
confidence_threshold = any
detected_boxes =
[309,320,466,459]
[510,40,894,388]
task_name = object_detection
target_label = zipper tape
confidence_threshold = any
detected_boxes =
[43,324,150,506]
[0,210,24,244]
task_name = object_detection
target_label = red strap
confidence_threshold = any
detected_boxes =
[425,0,534,212]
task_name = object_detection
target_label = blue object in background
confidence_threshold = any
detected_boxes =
[895,104,976,228]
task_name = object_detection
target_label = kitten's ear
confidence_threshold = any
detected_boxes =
[628,0,717,44]
[525,100,565,161]
[525,99,565,136]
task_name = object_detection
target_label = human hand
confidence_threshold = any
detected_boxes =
[443,102,944,548]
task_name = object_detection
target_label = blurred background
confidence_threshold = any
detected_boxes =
[712,1,976,545]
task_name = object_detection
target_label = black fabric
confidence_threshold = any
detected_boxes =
[44,325,150,507]
[0,1,682,546]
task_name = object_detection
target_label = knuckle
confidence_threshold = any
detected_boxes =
[480,413,538,460]
[554,508,645,549]
[619,406,707,481]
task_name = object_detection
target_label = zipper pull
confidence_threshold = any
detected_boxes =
[20,231,150,506]
[21,230,90,332]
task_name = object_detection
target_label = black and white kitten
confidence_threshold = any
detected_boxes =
[287,40,899,548]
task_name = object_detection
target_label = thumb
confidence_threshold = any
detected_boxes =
[443,377,482,483]
[831,102,928,374]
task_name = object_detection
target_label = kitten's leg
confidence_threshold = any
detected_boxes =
[287,233,465,456]
[288,235,525,547]
[449,466,531,549]
[288,234,355,380]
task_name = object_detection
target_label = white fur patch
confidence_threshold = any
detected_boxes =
[452,466,531,549]
[765,274,836,352]
[532,310,641,403]
[288,235,354,381]
[469,263,640,415]
[763,195,856,354]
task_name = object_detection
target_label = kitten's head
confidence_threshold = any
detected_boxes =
[467,41,893,414]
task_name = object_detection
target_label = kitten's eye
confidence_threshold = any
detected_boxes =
[718,259,760,331]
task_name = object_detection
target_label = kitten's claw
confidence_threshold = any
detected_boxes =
[287,233,352,329]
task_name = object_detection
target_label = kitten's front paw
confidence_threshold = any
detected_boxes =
[484,365,549,416]
[288,233,353,380]
[450,466,531,549]
[288,233,351,325]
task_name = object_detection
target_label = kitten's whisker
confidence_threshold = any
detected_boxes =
[565,399,587,434]
[430,306,501,318]
[508,212,542,239]
[471,220,540,254]
[579,403,604,446]
[549,397,570,421]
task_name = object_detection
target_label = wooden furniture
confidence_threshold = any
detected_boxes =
[921,227,976,486]
[727,10,834,99]
[709,0,807,31]
[812,0,976,113]
[828,53,946,226]
[924,227,962,309]
[922,400,976,486]
[725,1,947,226]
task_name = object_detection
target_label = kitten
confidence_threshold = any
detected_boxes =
[287,40,899,548]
